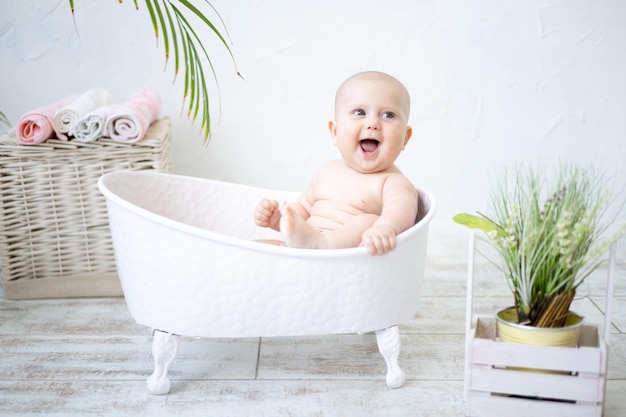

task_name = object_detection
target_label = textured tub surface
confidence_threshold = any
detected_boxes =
[99,170,436,339]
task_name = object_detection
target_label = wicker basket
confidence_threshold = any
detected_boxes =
[0,118,173,299]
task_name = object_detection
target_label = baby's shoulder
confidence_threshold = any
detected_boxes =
[382,170,418,194]
[381,166,413,182]
[384,170,413,183]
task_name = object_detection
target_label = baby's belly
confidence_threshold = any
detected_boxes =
[307,200,377,231]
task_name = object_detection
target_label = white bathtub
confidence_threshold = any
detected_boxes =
[98,170,436,394]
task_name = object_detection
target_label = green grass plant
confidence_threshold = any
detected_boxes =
[455,163,624,327]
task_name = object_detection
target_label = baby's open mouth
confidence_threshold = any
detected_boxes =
[360,139,380,153]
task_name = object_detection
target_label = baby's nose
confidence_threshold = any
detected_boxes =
[366,119,380,130]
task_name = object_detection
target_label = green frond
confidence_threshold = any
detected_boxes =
[145,0,159,43]
[176,12,191,111]
[67,0,80,40]
[68,0,239,142]
[163,3,180,81]
[175,0,242,81]
[177,1,229,52]
[187,37,197,118]
[0,111,12,131]
[152,0,169,65]
[199,0,232,43]
[161,0,235,140]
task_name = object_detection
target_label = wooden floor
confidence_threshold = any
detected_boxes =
[1,232,624,416]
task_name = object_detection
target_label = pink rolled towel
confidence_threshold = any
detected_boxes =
[16,95,79,145]
[105,87,161,143]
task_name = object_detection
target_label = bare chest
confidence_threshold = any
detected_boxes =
[312,169,388,215]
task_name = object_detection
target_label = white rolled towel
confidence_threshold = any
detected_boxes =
[53,87,113,140]
[105,87,161,143]
[73,105,115,143]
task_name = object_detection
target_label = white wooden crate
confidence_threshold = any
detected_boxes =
[465,318,607,417]
[463,233,616,417]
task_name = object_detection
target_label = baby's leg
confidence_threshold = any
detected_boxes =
[255,239,286,246]
[281,205,378,250]
[280,205,327,249]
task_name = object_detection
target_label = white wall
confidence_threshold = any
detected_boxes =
[2,0,625,239]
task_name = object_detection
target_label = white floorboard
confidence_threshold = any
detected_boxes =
[1,234,624,416]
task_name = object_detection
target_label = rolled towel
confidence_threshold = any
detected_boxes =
[73,105,115,143]
[16,95,79,145]
[53,87,113,140]
[105,87,161,143]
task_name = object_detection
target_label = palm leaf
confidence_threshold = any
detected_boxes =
[144,0,159,42]
[177,0,237,70]
[169,1,224,141]
[163,4,180,81]
[0,111,11,133]
[151,1,170,67]
[68,0,239,142]
[187,34,198,119]
[178,16,191,115]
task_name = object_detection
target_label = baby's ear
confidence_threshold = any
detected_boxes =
[402,126,413,150]
[328,120,338,145]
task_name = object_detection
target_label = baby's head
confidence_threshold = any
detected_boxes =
[334,71,411,120]
[330,71,412,173]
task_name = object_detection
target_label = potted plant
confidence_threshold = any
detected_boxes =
[454,162,624,346]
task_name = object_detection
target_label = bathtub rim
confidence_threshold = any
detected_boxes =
[98,170,437,260]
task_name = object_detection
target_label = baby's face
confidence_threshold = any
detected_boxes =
[329,76,412,174]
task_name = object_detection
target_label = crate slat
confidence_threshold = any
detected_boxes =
[468,364,605,402]
[471,319,606,373]
[466,392,602,417]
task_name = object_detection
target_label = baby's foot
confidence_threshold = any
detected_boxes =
[280,203,325,249]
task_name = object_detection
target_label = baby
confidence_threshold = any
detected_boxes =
[254,71,418,256]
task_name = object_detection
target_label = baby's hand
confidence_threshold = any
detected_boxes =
[361,224,398,256]
[254,198,282,231]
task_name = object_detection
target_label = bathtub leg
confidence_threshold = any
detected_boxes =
[146,330,180,395]
[375,325,405,389]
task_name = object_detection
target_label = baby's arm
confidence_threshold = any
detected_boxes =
[361,175,418,256]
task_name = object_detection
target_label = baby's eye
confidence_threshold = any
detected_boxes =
[352,109,366,116]
[381,111,395,119]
